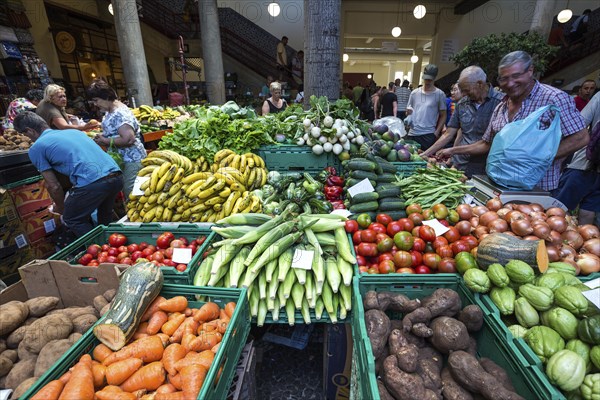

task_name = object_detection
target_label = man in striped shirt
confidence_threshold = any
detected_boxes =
[437,51,588,192]
[394,79,411,120]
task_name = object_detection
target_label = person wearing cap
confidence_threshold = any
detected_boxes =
[406,64,447,150]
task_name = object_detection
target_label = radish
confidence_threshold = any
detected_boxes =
[339,135,348,144]
[303,133,309,141]
[323,116,334,128]
[347,131,355,139]
[297,137,305,145]
[342,141,351,151]
[323,142,333,152]
[311,126,321,138]
[356,135,365,145]
[332,143,343,155]
[303,118,312,128]
[335,128,344,138]
[312,144,324,155]
[318,135,328,144]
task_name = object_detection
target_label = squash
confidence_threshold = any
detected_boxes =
[579,315,600,345]
[93,262,163,351]
[476,233,548,272]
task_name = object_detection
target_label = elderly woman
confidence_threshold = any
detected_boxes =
[87,79,146,199]
[36,84,97,130]
[261,81,287,115]
[2,89,44,129]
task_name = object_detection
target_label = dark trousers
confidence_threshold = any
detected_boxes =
[63,173,123,237]
[397,110,407,120]
[408,133,437,151]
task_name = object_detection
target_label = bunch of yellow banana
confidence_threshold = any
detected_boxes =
[195,155,211,172]
[160,107,181,120]
[140,149,194,176]
[211,149,268,191]
[133,105,181,123]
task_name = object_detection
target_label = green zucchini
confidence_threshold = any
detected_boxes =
[351,192,379,203]
[376,186,402,198]
[385,210,407,220]
[346,159,377,172]
[350,170,379,181]
[346,178,377,188]
[376,173,396,183]
[373,156,397,173]
[378,201,406,212]
[379,197,404,205]
[93,262,164,350]
[349,201,379,213]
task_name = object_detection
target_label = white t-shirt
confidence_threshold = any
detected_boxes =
[406,87,446,136]
[567,91,600,170]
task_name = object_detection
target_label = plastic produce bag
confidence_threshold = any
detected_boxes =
[373,116,407,138]
[486,105,561,191]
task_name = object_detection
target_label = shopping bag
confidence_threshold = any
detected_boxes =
[486,105,561,191]
[107,137,124,170]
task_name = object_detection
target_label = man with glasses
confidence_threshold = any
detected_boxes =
[422,66,503,177]
[436,51,588,192]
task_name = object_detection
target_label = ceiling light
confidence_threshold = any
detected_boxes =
[557,8,573,23]
[268,2,280,17]
[343,53,349,62]
[108,3,113,15]
[367,74,372,79]
[411,55,419,63]
[414,5,426,19]
[391,26,401,37]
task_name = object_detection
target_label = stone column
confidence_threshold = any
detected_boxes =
[198,0,225,105]
[530,0,557,39]
[112,0,153,106]
[411,48,424,86]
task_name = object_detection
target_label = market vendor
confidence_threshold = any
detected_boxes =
[2,89,43,130]
[262,81,287,115]
[436,51,588,192]
[36,84,98,131]
[14,111,122,238]
[87,79,146,198]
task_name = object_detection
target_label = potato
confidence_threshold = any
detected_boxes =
[480,358,516,392]
[366,309,391,360]
[25,296,60,317]
[1,349,18,363]
[378,379,396,400]
[103,288,117,302]
[24,317,39,326]
[6,325,29,349]
[0,301,29,336]
[100,303,111,316]
[0,356,13,377]
[93,295,109,313]
[48,305,98,319]
[0,339,6,354]
[17,340,37,361]
[68,332,82,342]
[4,358,36,390]
[35,338,75,377]
[22,314,73,353]
[72,314,98,334]
[12,376,37,398]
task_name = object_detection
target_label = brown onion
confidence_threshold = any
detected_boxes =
[560,257,580,274]
[560,245,577,259]
[576,253,600,275]
[533,223,552,241]
[581,238,600,257]
[496,208,511,219]
[547,216,567,233]
[470,217,480,228]
[546,230,563,247]
[565,215,579,230]
[505,210,526,223]
[486,198,503,211]
[529,203,544,212]
[529,211,547,221]
[504,204,515,210]
[523,235,541,241]
[546,246,561,262]
[516,204,534,215]
[474,226,489,239]
[577,224,600,241]
[561,230,584,250]
[456,220,473,236]
[455,204,473,220]
[546,207,566,218]
[511,219,533,236]
[472,206,489,217]
[488,219,509,233]
[503,231,517,236]
[478,233,489,241]
[480,211,500,227]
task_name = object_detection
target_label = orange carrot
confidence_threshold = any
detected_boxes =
[91,362,107,388]
[93,343,114,363]
[31,380,64,400]
[157,333,171,346]
[219,309,228,320]
[58,371,71,385]
[120,361,165,393]
[168,373,182,390]
[156,383,177,394]
[132,332,148,340]
[58,354,94,400]
[136,322,149,334]
[200,320,219,333]
[163,343,187,376]
[193,302,220,322]
[141,296,167,322]
[147,311,169,335]
[184,308,193,317]
[174,350,214,372]
[217,319,228,334]
[181,333,196,352]
[170,317,198,344]
[211,343,220,354]
[154,392,190,400]
[159,296,188,313]
[186,330,222,353]
[180,364,208,399]
[105,358,143,386]
[95,386,137,400]
[103,335,165,366]
[224,302,236,319]
[162,313,186,336]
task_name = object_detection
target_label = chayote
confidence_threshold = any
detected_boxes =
[518,284,554,311]
[536,273,566,292]
[580,373,600,400]
[555,286,589,317]
[547,307,579,340]
[514,297,540,328]
[505,259,535,284]
[464,268,491,293]
[490,286,516,316]
[591,346,600,370]
[487,263,509,288]
[525,326,565,363]
[546,350,586,392]
[508,324,529,339]
[566,339,592,373]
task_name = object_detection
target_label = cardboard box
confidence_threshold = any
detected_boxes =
[323,324,353,400]
[31,237,58,259]
[0,217,29,260]
[0,247,34,284]
[9,179,51,218]
[0,187,18,225]
[0,260,122,307]
[20,209,61,243]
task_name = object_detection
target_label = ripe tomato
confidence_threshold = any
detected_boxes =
[357,242,378,257]
[107,247,119,257]
[127,243,139,253]
[170,239,186,248]
[176,264,187,272]
[177,237,189,246]
[410,250,423,267]
[393,231,414,251]
[367,267,379,274]
[422,209,435,220]
[436,245,454,259]
[162,232,175,242]
[438,258,457,273]
[376,213,393,226]
[408,212,424,226]
[163,259,176,267]
[412,238,426,252]
[377,237,394,253]
[361,229,377,243]
[139,241,149,250]
[142,248,154,258]
[398,218,414,232]
[106,256,118,263]
[345,220,359,234]
[146,245,157,253]
[78,253,93,265]
[406,204,422,214]
[156,233,172,249]
[423,253,441,269]
[396,267,415,274]
[418,226,436,242]
[368,222,387,234]
[386,221,403,237]
[131,250,143,261]
[443,227,461,243]
[195,236,206,246]
[189,244,198,255]
[117,251,130,261]
[376,233,391,243]
[461,235,478,250]
[120,257,133,265]
[87,260,99,267]
[108,233,127,247]
[432,203,449,219]
[415,265,432,274]
[356,213,372,229]
[356,255,367,266]
[352,231,362,245]
[393,251,412,268]
[101,244,110,252]
[438,219,450,227]
[86,244,101,256]
[451,240,471,256]
[379,260,395,274]
[150,252,165,263]
[97,255,108,263]
[432,236,448,250]
[359,266,369,274]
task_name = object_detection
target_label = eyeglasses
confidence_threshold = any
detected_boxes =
[497,69,529,84]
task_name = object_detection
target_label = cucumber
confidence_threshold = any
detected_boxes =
[385,210,408,220]
[346,159,377,172]
[350,192,379,203]
[378,201,406,212]
[349,201,379,213]
[376,186,401,198]
[376,173,396,183]
[379,197,404,205]
[373,156,397,173]
[347,178,377,188]
[350,170,379,181]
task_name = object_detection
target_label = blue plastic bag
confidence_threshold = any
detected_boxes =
[486,105,562,190]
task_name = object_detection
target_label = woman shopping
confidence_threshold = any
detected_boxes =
[36,84,98,130]
[87,79,146,198]
[262,82,287,115]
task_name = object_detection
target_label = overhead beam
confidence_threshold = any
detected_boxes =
[454,0,489,15]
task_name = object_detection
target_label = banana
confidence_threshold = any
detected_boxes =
[232,191,251,214]
[149,150,175,164]
[156,164,177,192]
[193,164,200,174]
[253,168,262,191]
[156,162,173,179]
[185,180,206,197]
[220,153,236,167]
[181,209,192,221]
[202,161,210,172]
[230,196,244,215]
[205,195,226,206]
[197,180,226,199]
[176,205,185,214]
[212,203,223,212]
[217,207,226,221]
[219,187,231,198]
[189,213,202,222]
[168,182,183,197]
[149,167,161,192]
[219,168,245,184]
[247,168,257,189]
[230,182,246,193]
[143,207,157,222]
[223,190,241,216]
[249,195,261,212]
[172,167,185,184]
[214,149,234,164]
[199,176,217,191]
[172,213,182,222]
[190,203,209,213]
[231,154,241,170]
[157,192,170,205]
[210,163,218,173]
[141,157,169,167]
[246,157,255,169]
[144,188,152,197]
[240,154,247,173]
[207,212,217,223]
[260,168,268,186]
[162,207,173,222]
[182,172,211,185]
[167,192,182,209]
[213,172,237,187]
[254,154,266,169]
[242,167,251,186]
[138,165,159,176]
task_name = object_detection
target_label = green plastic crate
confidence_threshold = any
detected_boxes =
[2,175,42,189]
[48,223,214,285]
[391,161,427,177]
[350,274,544,400]
[255,144,341,174]
[21,284,251,400]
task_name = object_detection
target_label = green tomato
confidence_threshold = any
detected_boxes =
[356,213,372,229]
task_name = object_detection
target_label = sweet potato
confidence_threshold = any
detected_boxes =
[388,329,409,355]
[382,354,439,400]
[378,379,396,400]
[396,345,420,373]
[100,303,111,316]
[364,291,421,313]
[0,301,29,336]
[94,295,109,313]
[26,296,60,317]
[480,358,516,392]
[5,358,36,390]
[402,289,461,334]
[0,356,13,377]
[429,317,470,354]
[35,338,78,377]
[1,349,18,363]
[458,305,484,333]
[72,314,98,334]
[416,358,443,396]
[441,367,474,400]
[365,309,391,359]
[22,313,73,353]
[24,317,39,325]
[68,332,83,342]
[12,376,37,398]
[6,325,28,348]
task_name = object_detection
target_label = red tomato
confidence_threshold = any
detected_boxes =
[170,239,186,248]
[352,231,362,245]
[357,242,378,257]
[415,265,432,274]
[398,218,414,232]
[443,227,461,243]
[411,226,420,237]
[377,237,394,253]
[195,236,206,246]
[418,226,436,242]
[127,243,139,253]
[436,245,454,259]
[163,247,174,259]
[432,236,448,250]
[422,209,435,220]
[87,260,99,267]
[107,247,119,257]
[369,222,387,234]
[407,212,424,226]
[86,244,101,256]
[120,257,133,265]
[131,250,143,261]
[412,238,426,252]
[393,251,412,268]
[432,204,449,219]
[177,236,189,246]
[361,230,377,243]
[150,252,164,263]
[146,245,157,253]
[101,244,110,252]
[461,235,478,250]
[438,219,450,227]
[396,267,415,274]
[386,221,403,237]
[438,258,457,273]
[376,214,393,226]
[106,256,118,263]
[423,253,441,269]
[97,255,108,263]
[189,244,198,255]
[176,264,187,272]
[451,240,471,256]
[379,260,395,274]
[156,233,172,249]
[410,250,423,267]
[162,232,175,242]
[163,259,176,267]
[117,245,127,253]
[406,204,422,214]
[424,242,435,254]
[393,231,414,251]
[378,253,395,263]
[108,233,127,247]
[367,267,379,274]
[141,248,154,258]
[356,255,367,266]
[78,253,93,265]
[376,233,391,243]
[117,251,129,261]
[139,241,149,250]
[359,266,368,274]
[345,220,359,234]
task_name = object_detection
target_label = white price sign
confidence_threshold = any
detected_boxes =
[331,209,352,218]
[44,219,56,233]
[347,178,374,198]
[422,219,450,237]
[172,248,192,264]
[582,288,600,310]
[131,176,150,196]
[291,249,314,270]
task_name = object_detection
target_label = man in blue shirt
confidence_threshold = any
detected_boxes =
[14,112,123,237]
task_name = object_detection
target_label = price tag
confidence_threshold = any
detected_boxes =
[584,278,600,290]
[172,248,192,264]
[422,219,450,237]
[463,194,475,205]
[15,234,28,249]
[347,178,374,198]
[131,176,150,196]
[44,219,56,233]
[582,289,600,310]
[331,209,352,218]
[291,248,314,270]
